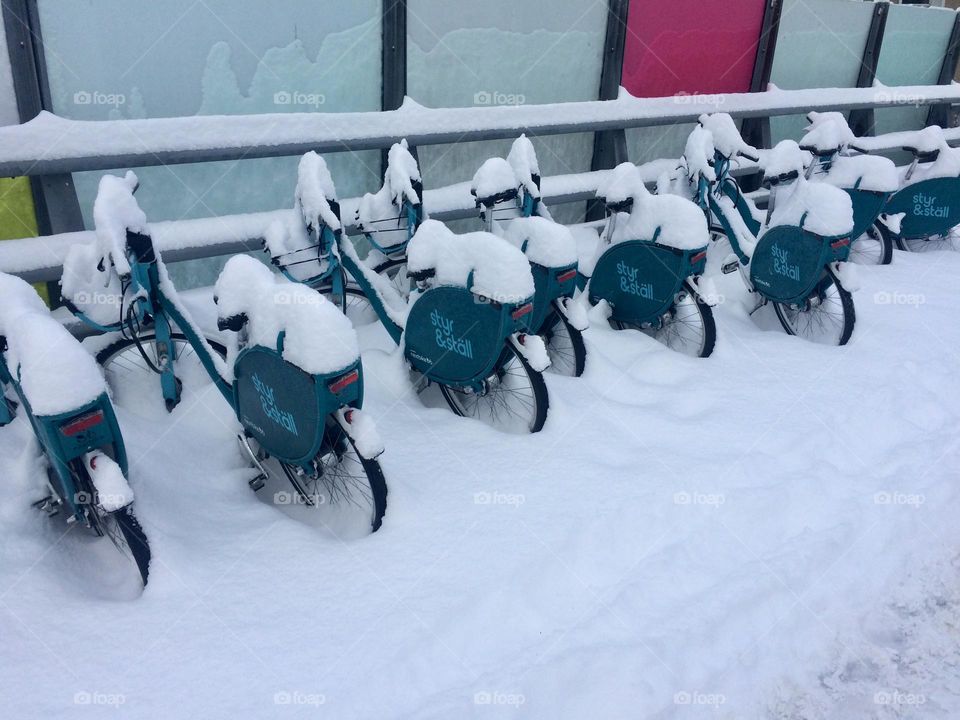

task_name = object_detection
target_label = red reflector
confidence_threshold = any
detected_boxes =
[61,410,104,437]
[691,251,707,264]
[557,269,577,283]
[328,369,359,394]
[831,238,850,249]
[512,303,534,321]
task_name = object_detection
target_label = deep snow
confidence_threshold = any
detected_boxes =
[2,247,960,719]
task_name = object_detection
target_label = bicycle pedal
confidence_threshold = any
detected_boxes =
[248,475,267,492]
[721,260,740,274]
[32,496,61,516]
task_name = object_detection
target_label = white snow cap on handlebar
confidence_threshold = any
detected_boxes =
[0,272,107,415]
[296,151,341,231]
[407,219,535,302]
[763,140,807,180]
[92,170,147,277]
[471,157,518,201]
[801,112,856,153]
[698,113,758,159]
[682,126,717,182]
[598,163,710,251]
[507,135,541,199]
[356,139,422,230]
[215,255,359,376]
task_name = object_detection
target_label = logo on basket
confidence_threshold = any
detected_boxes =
[431,310,474,360]
[252,374,298,436]
[913,193,950,219]
[616,261,654,299]
[771,244,800,282]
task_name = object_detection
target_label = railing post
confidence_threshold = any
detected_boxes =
[849,1,889,138]
[587,0,630,221]
[740,0,782,192]
[381,0,409,174]
[2,0,84,302]
[927,10,960,129]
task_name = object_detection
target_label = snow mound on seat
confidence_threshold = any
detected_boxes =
[0,273,106,416]
[502,216,577,269]
[215,255,358,376]
[471,158,518,201]
[800,112,856,154]
[822,155,899,193]
[899,126,960,183]
[763,140,808,180]
[296,152,341,231]
[767,177,854,238]
[507,135,541,199]
[598,163,709,251]
[407,219,534,302]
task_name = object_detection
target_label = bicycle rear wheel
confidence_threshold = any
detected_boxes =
[773,267,855,346]
[850,222,893,265]
[613,282,716,358]
[439,344,549,434]
[247,418,387,533]
[896,228,959,254]
[540,311,586,377]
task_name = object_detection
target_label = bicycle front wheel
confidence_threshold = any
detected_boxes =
[773,267,855,346]
[439,344,549,434]
[850,222,893,265]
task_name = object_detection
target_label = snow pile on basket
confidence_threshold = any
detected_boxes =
[263,215,329,284]
[407,219,534,303]
[356,140,421,232]
[0,272,106,415]
[699,113,758,159]
[471,157,518,201]
[764,141,854,237]
[215,255,358,376]
[502,216,577,269]
[296,151,341,231]
[598,162,709,250]
[61,172,146,327]
[507,135,541,200]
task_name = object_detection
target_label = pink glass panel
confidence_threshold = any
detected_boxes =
[623,0,767,98]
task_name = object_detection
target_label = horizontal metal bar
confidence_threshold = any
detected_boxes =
[2,85,960,177]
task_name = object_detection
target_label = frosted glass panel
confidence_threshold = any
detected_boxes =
[37,0,382,285]
[407,0,607,224]
[770,0,874,144]
[875,5,956,136]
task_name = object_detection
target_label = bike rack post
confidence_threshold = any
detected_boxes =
[381,0,408,175]
[849,1,889,138]
[587,0,630,222]
[740,0,783,192]
[927,10,960,130]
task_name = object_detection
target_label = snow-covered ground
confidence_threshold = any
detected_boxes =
[2,247,960,719]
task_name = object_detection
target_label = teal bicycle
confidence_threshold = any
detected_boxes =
[676,114,857,346]
[470,136,587,376]
[799,112,899,265]
[63,173,387,532]
[265,151,550,434]
[0,272,150,586]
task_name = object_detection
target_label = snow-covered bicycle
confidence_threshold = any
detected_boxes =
[63,173,387,533]
[0,272,150,586]
[671,114,857,346]
[469,136,587,376]
[265,151,550,434]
